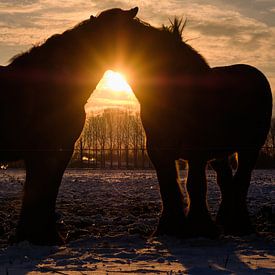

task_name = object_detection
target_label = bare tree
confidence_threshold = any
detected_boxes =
[71,108,149,168]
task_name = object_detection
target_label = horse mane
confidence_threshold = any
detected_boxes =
[9,8,209,71]
[9,17,94,66]
[162,17,186,41]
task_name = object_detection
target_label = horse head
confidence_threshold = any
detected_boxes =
[97,7,138,20]
[91,7,140,80]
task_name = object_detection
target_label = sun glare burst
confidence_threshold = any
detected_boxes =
[85,69,139,113]
[103,70,132,93]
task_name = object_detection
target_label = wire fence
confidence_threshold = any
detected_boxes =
[69,146,275,169]
[3,146,275,170]
[70,148,154,169]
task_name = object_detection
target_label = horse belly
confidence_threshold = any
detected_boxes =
[0,149,23,162]
[178,65,272,161]
[0,103,32,161]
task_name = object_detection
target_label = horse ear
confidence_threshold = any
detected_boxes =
[127,7,138,18]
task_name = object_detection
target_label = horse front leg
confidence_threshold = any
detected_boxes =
[16,149,73,245]
[186,159,219,238]
[148,148,188,236]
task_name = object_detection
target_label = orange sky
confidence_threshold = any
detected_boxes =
[85,70,139,113]
[0,1,274,113]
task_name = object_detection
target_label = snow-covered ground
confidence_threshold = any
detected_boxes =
[0,169,274,274]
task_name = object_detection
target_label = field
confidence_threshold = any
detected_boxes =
[0,169,274,274]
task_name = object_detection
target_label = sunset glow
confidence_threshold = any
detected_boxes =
[85,70,139,113]
[0,1,274,114]
[102,70,132,94]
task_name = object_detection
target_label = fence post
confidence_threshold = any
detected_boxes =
[80,139,83,167]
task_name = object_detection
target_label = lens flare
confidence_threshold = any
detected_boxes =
[102,70,132,93]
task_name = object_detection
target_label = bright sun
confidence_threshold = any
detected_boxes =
[102,70,132,93]
[85,70,139,113]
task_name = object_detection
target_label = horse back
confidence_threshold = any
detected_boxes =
[208,64,272,147]
[211,64,272,119]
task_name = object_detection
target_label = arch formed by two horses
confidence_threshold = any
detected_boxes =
[0,7,272,244]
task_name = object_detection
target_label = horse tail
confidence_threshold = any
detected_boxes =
[242,64,273,145]
[0,66,5,91]
[247,64,273,130]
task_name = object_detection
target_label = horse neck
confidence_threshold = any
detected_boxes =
[9,40,108,108]
[8,22,210,110]
[131,42,210,107]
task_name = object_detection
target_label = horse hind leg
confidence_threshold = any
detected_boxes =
[216,150,258,235]
[211,156,234,231]
[186,159,220,238]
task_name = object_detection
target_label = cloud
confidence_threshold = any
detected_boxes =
[187,0,275,26]
[0,0,38,5]
[0,0,273,101]
[188,13,272,51]
[173,3,274,67]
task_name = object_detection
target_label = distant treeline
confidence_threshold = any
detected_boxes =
[257,117,275,168]
[70,109,275,169]
[71,108,151,169]
[5,109,275,169]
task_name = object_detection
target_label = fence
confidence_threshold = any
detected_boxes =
[4,147,275,170]
[68,146,275,169]
[69,148,154,169]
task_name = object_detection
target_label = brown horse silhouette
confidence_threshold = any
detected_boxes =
[0,7,272,244]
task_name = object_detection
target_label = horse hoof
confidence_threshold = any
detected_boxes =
[187,213,221,239]
[153,214,188,237]
[153,224,187,238]
[222,222,255,236]
[15,226,66,246]
[186,224,221,239]
[217,209,254,236]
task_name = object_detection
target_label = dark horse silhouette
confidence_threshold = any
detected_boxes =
[0,7,272,244]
